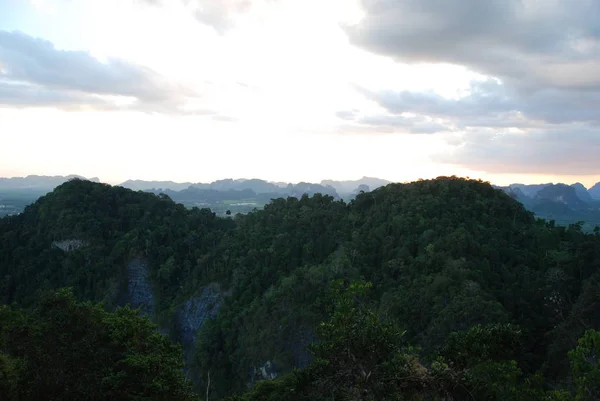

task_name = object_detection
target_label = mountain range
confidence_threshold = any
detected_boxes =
[0,175,390,196]
[1,175,600,229]
[2,174,599,200]
[119,176,392,197]
[0,174,100,190]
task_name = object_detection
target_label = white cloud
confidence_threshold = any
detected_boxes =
[2,0,599,183]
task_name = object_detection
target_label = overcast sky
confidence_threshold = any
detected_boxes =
[1,0,599,186]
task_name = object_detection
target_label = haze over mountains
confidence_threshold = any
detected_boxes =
[119,176,392,198]
[0,175,389,195]
[0,175,100,190]
[4,174,600,200]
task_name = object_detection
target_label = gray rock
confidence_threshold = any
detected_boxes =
[252,361,278,381]
[178,283,223,347]
[127,258,154,318]
[52,239,87,252]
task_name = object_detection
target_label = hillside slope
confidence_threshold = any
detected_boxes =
[1,177,600,398]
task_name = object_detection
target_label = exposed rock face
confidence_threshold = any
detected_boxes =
[252,361,278,381]
[52,239,87,252]
[535,184,586,207]
[178,283,224,347]
[127,258,154,318]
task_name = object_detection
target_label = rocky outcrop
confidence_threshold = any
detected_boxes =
[127,259,154,318]
[178,283,224,347]
[252,361,278,381]
[52,239,87,252]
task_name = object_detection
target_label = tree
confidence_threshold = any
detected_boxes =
[303,280,428,400]
[569,329,600,401]
[0,288,196,401]
[232,281,435,401]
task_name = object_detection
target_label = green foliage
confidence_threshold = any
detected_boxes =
[3,177,600,399]
[569,330,600,400]
[226,282,430,401]
[0,288,196,401]
[0,352,22,399]
[232,290,600,401]
[442,323,522,368]
[0,179,234,313]
[302,281,428,401]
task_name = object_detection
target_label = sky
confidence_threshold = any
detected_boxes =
[1,0,599,186]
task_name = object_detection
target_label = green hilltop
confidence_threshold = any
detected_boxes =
[1,177,600,400]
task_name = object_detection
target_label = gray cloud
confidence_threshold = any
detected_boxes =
[335,109,453,134]
[344,2,600,174]
[435,126,600,175]
[0,30,195,113]
[357,114,452,134]
[355,79,600,174]
[358,79,600,127]
[346,0,600,91]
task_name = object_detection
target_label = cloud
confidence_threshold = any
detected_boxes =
[0,30,197,113]
[358,79,600,128]
[0,81,116,110]
[191,0,253,34]
[143,0,273,34]
[335,109,453,134]
[435,126,600,175]
[343,2,600,175]
[353,79,600,174]
[345,0,600,92]
[335,109,359,120]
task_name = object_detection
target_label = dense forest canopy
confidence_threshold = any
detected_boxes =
[1,177,600,400]
[0,289,196,401]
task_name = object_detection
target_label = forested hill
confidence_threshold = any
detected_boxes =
[1,177,600,400]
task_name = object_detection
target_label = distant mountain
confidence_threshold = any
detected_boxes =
[189,179,340,198]
[119,180,193,192]
[589,182,600,200]
[571,182,594,202]
[269,181,290,188]
[5,175,600,230]
[503,186,530,204]
[352,184,371,195]
[534,184,587,208]
[285,182,338,198]
[505,182,599,203]
[121,177,380,197]
[493,182,600,231]
[321,176,391,195]
[191,178,281,193]
[0,174,99,190]
[507,183,552,198]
